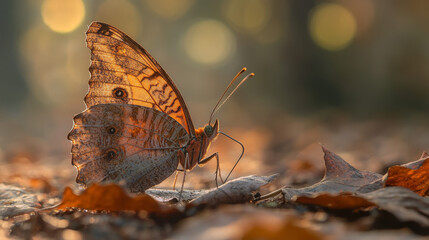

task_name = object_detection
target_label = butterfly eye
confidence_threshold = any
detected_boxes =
[107,127,116,134]
[105,149,118,161]
[204,125,213,136]
[112,87,128,99]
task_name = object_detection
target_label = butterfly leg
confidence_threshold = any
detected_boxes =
[173,150,186,190]
[198,152,224,187]
[172,168,184,190]
[178,151,191,202]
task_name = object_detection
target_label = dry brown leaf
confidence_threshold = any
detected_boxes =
[295,192,376,210]
[361,187,429,227]
[241,218,325,240]
[385,157,429,196]
[55,184,170,213]
[282,146,382,200]
[276,147,429,228]
[358,151,429,194]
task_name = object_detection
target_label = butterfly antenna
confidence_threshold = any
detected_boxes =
[219,131,245,182]
[208,68,254,125]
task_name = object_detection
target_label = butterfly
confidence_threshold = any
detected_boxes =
[68,22,253,193]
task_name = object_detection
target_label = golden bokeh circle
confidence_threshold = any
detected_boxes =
[41,0,85,33]
[309,3,357,51]
[223,0,271,34]
[183,19,236,65]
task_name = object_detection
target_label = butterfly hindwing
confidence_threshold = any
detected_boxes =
[85,22,195,136]
[67,104,190,192]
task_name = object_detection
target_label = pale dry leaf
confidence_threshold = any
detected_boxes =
[0,184,39,218]
[146,189,205,202]
[191,175,278,206]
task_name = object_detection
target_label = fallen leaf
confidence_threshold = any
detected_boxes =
[146,188,205,202]
[295,192,376,210]
[275,147,429,229]
[54,184,170,213]
[241,218,325,240]
[385,156,429,196]
[190,175,278,206]
[0,184,39,218]
[282,146,382,200]
[357,151,429,194]
[360,187,429,227]
[145,175,277,205]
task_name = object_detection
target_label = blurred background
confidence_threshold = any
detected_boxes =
[1,0,429,187]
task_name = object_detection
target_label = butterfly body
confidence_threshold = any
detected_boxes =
[179,120,219,170]
[69,22,222,192]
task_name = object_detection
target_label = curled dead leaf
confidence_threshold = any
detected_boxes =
[282,146,382,200]
[295,192,376,210]
[54,184,172,214]
[358,151,429,194]
[241,218,325,240]
[385,157,429,196]
[361,187,429,227]
[190,175,278,206]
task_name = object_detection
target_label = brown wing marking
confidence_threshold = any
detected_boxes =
[84,22,195,136]
[67,104,190,192]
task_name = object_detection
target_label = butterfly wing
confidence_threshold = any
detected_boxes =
[67,104,190,192]
[85,22,195,136]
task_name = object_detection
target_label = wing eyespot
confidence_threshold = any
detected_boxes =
[112,87,128,99]
[104,148,118,161]
[107,126,116,134]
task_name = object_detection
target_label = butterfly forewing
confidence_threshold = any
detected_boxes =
[85,22,195,136]
[68,104,190,192]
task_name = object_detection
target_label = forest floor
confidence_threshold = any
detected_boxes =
[1,114,429,239]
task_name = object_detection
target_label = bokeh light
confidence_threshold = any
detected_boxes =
[19,25,87,107]
[223,0,271,35]
[95,0,141,37]
[309,3,357,51]
[145,0,195,20]
[41,0,85,33]
[183,19,236,65]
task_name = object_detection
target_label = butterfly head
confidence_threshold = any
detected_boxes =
[204,119,219,140]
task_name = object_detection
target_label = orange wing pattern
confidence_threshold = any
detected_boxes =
[67,104,190,192]
[85,22,195,136]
